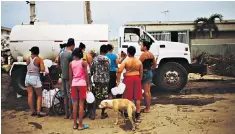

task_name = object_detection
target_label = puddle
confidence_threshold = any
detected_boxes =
[28,122,42,129]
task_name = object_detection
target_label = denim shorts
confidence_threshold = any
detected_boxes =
[25,75,42,88]
[142,70,153,84]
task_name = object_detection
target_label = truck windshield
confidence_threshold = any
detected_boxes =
[124,28,140,42]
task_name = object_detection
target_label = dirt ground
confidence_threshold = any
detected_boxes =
[1,73,235,134]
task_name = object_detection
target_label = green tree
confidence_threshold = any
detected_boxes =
[193,13,223,39]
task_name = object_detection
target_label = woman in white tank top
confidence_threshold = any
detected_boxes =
[25,46,46,117]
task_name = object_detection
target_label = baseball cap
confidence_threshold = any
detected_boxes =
[29,46,39,55]
[67,38,75,46]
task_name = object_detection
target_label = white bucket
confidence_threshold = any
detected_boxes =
[118,83,126,94]
[111,87,119,95]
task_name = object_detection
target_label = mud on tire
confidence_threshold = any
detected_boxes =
[11,66,27,96]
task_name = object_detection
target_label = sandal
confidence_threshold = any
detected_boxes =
[101,113,108,119]
[73,123,78,129]
[141,109,150,113]
[37,112,47,118]
[78,124,89,130]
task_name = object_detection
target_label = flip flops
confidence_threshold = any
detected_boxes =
[73,123,89,130]
[78,124,89,130]
[37,112,47,118]
[73,123,78,129]
[140,109,150,113]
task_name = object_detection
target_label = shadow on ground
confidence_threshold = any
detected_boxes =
[2,78,235,114]
[1,96,29,112]
[149,79,235,106]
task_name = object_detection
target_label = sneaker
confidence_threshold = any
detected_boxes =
[135,113,141,123]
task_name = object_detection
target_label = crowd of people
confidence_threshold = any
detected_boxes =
[25,38,157,130]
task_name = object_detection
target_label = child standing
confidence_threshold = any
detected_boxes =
[69,48,90,130]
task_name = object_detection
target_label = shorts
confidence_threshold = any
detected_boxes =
[62,79,70,98]
[142,70,153,84]
[71,86,87,100]
[92,82,109,100]
[25,75,42,88]
[108,71,117,94]
[123,75,142,100]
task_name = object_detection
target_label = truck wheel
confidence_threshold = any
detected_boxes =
[154,62,188,92]
[11,67,28,96]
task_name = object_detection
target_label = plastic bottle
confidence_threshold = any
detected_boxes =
[8,56,11,65]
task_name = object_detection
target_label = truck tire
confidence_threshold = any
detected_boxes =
[153,62,188,92]
[11,66,28,96]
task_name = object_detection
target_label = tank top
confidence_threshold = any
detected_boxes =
[71,59,86,86]
[142,59,153,70]
[27,57,40,76]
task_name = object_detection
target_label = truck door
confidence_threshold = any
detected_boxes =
[118,27,143,58]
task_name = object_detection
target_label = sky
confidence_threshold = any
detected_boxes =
[1,1,235,39]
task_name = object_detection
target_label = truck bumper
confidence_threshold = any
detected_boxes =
[188,64,207,76]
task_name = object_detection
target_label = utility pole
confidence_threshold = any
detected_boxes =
[84,1,93,24]
[26,1,36,24]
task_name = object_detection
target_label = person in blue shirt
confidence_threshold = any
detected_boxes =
[55,43,66,65]
[106,44,119,99]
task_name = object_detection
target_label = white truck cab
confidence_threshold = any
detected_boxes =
[118,26,206,91]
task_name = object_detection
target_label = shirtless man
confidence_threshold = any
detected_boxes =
[117,46,143,122]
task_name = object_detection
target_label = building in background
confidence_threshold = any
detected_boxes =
[1,26,11,37]
[125,20,235,57]
[1,26,11,56]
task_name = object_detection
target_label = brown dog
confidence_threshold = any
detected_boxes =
[99,99,137,130]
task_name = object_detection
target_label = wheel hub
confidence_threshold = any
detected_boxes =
[164,70,180,85]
